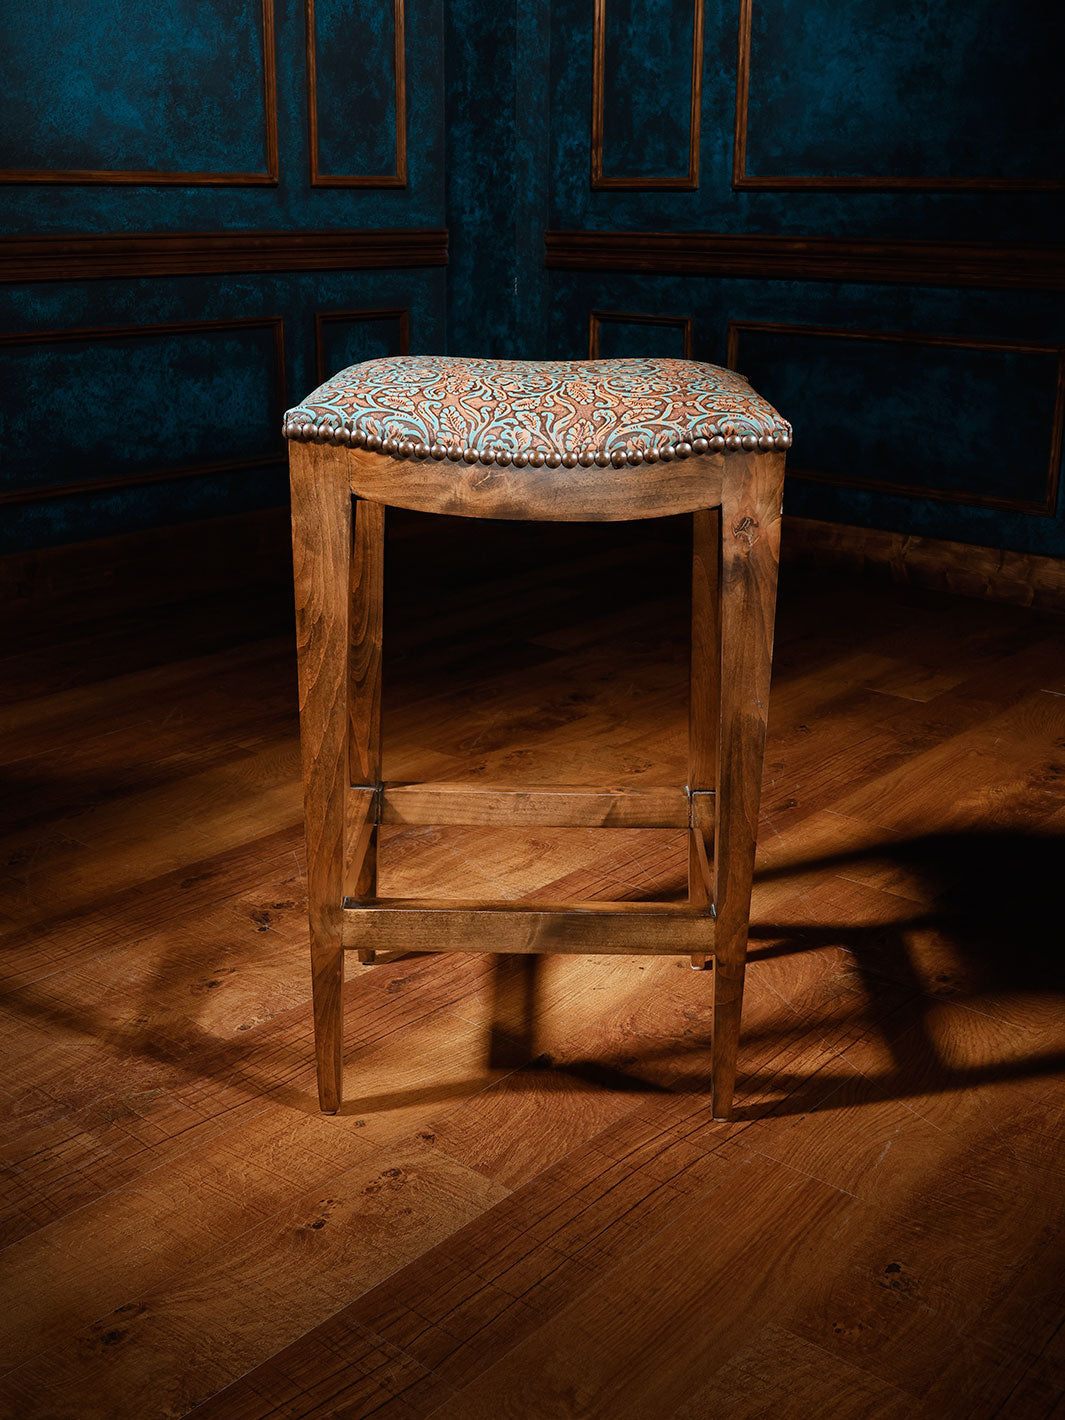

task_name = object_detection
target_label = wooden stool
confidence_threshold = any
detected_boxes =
[284,356,790,1120]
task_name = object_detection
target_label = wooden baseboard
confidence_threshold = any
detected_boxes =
[0,505,293,630]
[782,516,1065,613]
[5,505,1062,635]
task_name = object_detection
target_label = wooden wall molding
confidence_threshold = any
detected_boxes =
[544,230,1065,291]
[0,229,448,283]
[314,306,411,382]
[727,320,1065,518]
[0,0,278,186]
[588,309,694,358]
[782,515,1065,612]
[0,317,287,506]
[306,0,406,187]
[733,0,1064,191]
[591,0,703,190]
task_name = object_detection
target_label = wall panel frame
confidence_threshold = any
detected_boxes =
[727,319,1065,516]
[307,0,407,187]
[0,317,287,505]
[0,0,278,185]
[314,307,411,381]
[588,309,694,358]
[732,0,1065,191]
[591,0,703,190]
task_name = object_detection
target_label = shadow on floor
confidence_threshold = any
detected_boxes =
[5,827,1064,1127]
[445,825,1065,1120]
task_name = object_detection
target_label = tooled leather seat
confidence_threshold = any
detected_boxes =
[283,355,791,467]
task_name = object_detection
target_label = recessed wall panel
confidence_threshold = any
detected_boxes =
[589,311,693,358]
[315,308,411,381]
[593,0,702,187]
[309,0,405,183]
[737,0,1065,188]
[729,322,1063,514]
[0,0,275,180]
[0,319,285,500]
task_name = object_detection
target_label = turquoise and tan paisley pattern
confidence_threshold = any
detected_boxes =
[283,356,791,465]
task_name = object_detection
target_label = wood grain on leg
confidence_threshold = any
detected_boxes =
[712,452,785,1118]
[290,442,352,1113]
[350,498,385,968]
[689,507,721,969]
[349,497,385,787]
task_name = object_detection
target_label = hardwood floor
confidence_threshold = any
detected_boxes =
[1,511,1064,1419]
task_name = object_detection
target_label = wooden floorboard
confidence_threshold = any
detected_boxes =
[1,514,1063,1417]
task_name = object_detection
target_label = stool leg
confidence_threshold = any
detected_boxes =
[291,443,353,1114]
[712,453,785,1120]
[349,497,385,968]
[689,507,721,969]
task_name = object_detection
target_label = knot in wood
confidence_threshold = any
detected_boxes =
[731,515,759,547]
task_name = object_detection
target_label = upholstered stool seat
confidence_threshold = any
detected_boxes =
[283,355,792,464]
[285,354,790,1121]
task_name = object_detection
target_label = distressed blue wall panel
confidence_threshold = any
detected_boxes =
[746,0,1065,182]
[600,0,694,179]
[1,267,446,552]
[1,322,283,495]
[0,0,444,234]
[731,326,1060,510]
[0,0,271,175]
[547,268,1065,556]
[0,0,447,554]
[544,0,1065,559]
[317,311,409,379]
[593,317,689,358]
[548,0,1065,242]
[313,0,399,177]
[4,0,1063,567]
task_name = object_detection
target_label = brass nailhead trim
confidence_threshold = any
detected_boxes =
[281,414,793,460]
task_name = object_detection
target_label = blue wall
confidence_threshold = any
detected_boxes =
[544,0,1065,558]
[2,0,1063,559]
[0,0,447,554]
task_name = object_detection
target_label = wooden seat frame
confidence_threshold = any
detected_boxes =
[290,440,785,1120]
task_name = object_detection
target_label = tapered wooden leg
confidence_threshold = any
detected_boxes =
[290,442,352,1113]
[688,508,720,971]
[350,498,385,967]
[711,453,785,1120]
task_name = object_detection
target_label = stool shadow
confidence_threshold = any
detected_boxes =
[5,825,1062,1126]
[729,825,1065,1119]
[461,826,1065,1122]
